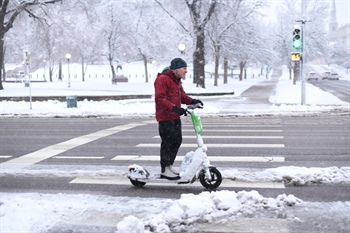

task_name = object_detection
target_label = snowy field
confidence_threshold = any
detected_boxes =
[0,62,350,232]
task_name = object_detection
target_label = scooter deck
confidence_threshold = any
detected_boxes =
[131,174,194,184]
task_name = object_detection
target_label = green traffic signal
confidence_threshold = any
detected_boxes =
[293,39,302,49]
[292,26,302,50]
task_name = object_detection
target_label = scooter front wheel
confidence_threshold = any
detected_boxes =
[199,167,222,190]
[130,179,146,188]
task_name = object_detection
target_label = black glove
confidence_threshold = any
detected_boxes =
[172,105,187,116]
[191,99,204,107]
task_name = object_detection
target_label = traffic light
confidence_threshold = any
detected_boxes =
[23,50,31,66]
[291,52,301,61]
[292,25,302,49]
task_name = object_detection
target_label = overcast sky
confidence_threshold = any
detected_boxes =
[335,0,350,26]
[263,0,349,26]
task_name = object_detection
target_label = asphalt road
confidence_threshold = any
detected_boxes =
[308,79,350,103]
[1,114,349,202]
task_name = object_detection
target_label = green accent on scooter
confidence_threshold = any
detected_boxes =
[191,113,202,135]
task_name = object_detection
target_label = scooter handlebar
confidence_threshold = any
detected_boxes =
[187,103,203,109]
[186,103,203,113]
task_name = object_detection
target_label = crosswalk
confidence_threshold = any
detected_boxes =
[69,120,286,189]
[1,120,286,189]
[111,155,285,162]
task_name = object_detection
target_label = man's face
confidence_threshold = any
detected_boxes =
[173,67,187,79]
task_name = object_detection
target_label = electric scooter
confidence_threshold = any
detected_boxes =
[127,103,222,190]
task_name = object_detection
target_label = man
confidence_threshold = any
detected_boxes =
[154,58,203,180]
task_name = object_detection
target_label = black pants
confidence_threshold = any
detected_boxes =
[158,119,182,172]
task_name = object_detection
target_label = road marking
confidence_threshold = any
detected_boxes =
[182,129,283,132]
[136,143,285,148]
[70,176,285,189]
[112,155,284,162]
[53,156,104,159]
[0,123,145,169]
[0,155,12,158]
[184,124,282,127]
[154,136,284,139]
[183,122,281,125]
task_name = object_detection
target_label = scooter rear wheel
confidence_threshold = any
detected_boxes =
[130,179,146,188]
[199,167,222,190]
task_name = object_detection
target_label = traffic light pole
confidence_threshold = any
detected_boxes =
[297,20,307,105]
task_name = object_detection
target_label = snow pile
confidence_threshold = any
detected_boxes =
[222,166,350,185]
[116,190,301,233]
[117,191,302,233]
[0,190,301,233]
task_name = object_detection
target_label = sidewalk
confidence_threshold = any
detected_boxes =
[240,69,281,104]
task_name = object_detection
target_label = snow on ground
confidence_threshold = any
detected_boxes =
[0,63,349,117]
[0,62,349,232]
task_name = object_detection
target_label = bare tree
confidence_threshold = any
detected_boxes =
[156,0,217,88]
[0,0,62,90]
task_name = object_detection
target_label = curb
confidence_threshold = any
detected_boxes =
[0,95,153,102]
[0,92,234,102]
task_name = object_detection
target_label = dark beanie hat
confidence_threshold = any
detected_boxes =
[170,58,187,70]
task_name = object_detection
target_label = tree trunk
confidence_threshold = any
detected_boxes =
[239,61,246,81]
[49,67,53,82]
[293,61,300,85]
[0,33,5,90]
[223,58,228,84]
[110,64,115,78]
[58,61,62,80]
[289,67,292,80]
[193,29,206,88]
[142,54,149,83]
[81,57,85,82]
[288,63,292,80]
[214,44,220,86]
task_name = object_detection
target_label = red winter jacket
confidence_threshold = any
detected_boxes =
[154,70,193,122]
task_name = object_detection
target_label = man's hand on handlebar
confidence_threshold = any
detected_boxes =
[186,102,204,112]
[191,99,204,107]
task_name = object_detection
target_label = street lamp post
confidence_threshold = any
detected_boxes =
[65,53,71,88]
[178,43,186,55]
[43,59,46,81]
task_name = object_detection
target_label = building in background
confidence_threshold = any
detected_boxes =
[328,0,350,49]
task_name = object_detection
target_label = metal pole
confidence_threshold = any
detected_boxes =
[27,64,32,110]
[68,59,71,88]
[301,23,305,105]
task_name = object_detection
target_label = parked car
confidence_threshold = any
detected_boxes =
[322,71,331,80]
[307,72,319,81]
[328,72,340,80]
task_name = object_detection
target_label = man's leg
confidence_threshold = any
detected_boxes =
[159,120,176,172]
[158,120,181,179]
[169,119,182,165]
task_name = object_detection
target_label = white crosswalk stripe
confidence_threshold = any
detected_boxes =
[136,143,285,148]
[112,155,285,162]
[53,156,104,159]
[182,129,283,132]
[154,136,284,139]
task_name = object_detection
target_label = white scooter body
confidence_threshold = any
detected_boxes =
[127,104,222,190]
